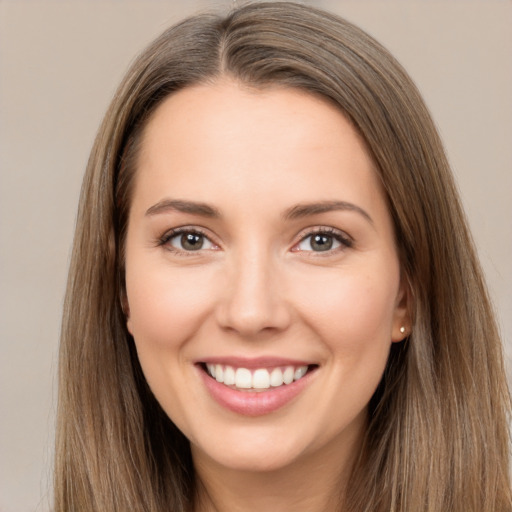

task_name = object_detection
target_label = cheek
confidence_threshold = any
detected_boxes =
[125,264,217,421]
[296,265,400,357]
[298,267,399,424]
[126,263,216,352]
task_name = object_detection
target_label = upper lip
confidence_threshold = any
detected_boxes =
[196,356,316,369]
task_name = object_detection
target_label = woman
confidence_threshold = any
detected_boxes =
[54,2,511,511]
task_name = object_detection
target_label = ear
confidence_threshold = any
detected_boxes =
[391,275,412,343]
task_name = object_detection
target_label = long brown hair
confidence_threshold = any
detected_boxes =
[55,2,511,510]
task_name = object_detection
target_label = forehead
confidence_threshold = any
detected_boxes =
[141,81,367,153]
[132,80,387,221]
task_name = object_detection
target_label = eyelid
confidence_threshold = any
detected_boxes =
[291,226,353,253]
[158,226,220,254]
[157,225,352,255]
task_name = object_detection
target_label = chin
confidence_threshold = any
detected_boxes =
[200,447,303,474]
[190,428,312,474]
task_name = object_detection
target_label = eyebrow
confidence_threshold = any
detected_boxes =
[284,200,374,225]
[145,198,373,225]
[145,199,221,218]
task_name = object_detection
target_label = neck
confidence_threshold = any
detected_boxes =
[191,419,365,512]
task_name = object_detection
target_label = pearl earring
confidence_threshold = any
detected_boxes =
[400,326,406,334]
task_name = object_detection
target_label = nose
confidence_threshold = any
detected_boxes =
[215,248,292,338]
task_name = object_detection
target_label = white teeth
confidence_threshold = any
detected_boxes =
[223,365,236,385]
[252,369,270,389]
[215,364,224,383]
[294,366,307,380]
[235,368,252,389]
[270,368,284,387]
[283,366,294,385]
[206,364,310,390]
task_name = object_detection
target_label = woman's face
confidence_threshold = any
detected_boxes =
[125,81,408,473]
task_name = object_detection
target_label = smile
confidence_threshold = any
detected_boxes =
[205,364,309,391]
[198,360,318,416]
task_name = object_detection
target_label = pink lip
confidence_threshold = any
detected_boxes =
[197,364,316,417]
[198,356,312,369]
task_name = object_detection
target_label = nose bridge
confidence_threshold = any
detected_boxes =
[216,242,290,336]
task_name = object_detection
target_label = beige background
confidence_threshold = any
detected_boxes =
[1,1,510,510]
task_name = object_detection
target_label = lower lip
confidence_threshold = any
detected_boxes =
[198,366,315,416]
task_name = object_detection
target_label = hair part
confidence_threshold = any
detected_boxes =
[55,3,511,511]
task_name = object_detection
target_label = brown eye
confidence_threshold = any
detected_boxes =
[294,229,352,253]
[296,233,341,252]
[165,230,215,252]
[310,234,334,251]
[180,233,204,251]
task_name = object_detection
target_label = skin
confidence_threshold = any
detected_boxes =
[124,80,409,512]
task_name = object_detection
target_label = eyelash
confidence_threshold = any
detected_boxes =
[292,227,353,254]
[158,227,216,256]
[157,226,353,255]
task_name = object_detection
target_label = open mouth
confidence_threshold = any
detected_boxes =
[200,363,318,392]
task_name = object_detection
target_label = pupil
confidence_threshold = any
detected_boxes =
[311,234,332,251]
[181,233,203,250]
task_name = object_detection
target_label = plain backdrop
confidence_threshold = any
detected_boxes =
[1,1,511,510]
